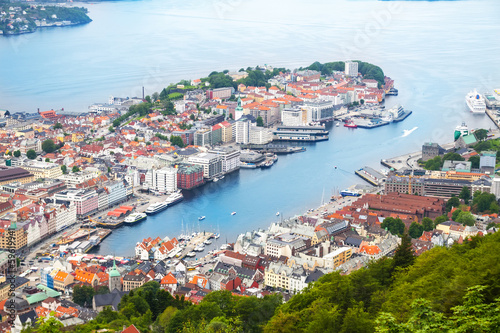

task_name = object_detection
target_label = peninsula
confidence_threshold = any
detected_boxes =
[0,4,91,35]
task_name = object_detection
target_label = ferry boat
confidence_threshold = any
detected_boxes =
[466,90,486,113]
[454,122,470,141]
[344,119,358,128]
[340,189,361,197]
[198,216,206,221]
[240,162,257,168]
[124,212,147,225]
[165,190,183,206]
[145,201,169,215]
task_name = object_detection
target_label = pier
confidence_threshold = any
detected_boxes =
[355,166,386,186]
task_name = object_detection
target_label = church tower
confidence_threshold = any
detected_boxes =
[108,259,121,291]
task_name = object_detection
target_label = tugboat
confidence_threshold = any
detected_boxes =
[344,119,357,128]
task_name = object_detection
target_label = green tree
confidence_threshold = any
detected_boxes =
[26,149,36,159]
[424,156,442,171]
[490,201,500,214]
[340,303,373,333]
[446,196,460,212]
[13,150,21,157]
[61,165,67,174]
[434,215,447,226]
[42,139,56,153]
[170,136,185,148]
[190,114,196,121]
[421,217,434,232]
[456,211,476,226]
[53,122,63,130]
[360,99,365,105]
[145,95,151,103]
[468,155,480,169]
[45,157,50,162]
[442,152,465,162]
[152,92,159,102]
[459,186,471,204]
[393,232,414,269]
[36,312,64,333]
[474,129,488,141]
[409,222,424,239]
[381,217,405,236]
[451,209,462,221]
[73,285,94,307]
[472,191,497,213]
[256,116,264,127]
[108,126,115,133]
[72,166,80,173]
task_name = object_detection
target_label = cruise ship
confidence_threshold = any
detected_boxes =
[165,190,183,206]
[466,90,486,113]
[124,212,147,225]
[145,201,168,215]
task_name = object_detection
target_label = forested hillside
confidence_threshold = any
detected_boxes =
[64,232,500,332]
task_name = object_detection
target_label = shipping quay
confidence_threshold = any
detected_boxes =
[355,166,386,186]
[272,125,329,141]
[338,104,412,129]
[240,143,306,154]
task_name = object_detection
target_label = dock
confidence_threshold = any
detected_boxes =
[272,125,329,142]
[355,166,386,186]
[178,232,215,260]
[241,144,306,154]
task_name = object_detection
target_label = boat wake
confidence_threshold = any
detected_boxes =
[402,127,418,137]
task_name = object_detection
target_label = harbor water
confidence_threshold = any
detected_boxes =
[1,0,499,255]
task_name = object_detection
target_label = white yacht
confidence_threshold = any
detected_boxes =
[124,212,147,225]
[204,239,212,245]
[466,89,486,113]
[165,190,183,206]
[145,201,168,215]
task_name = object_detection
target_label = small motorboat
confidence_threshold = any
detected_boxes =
[231,212,236,216]
[198,216,205,221]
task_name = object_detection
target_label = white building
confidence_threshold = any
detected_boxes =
[345,60,358,76]
[208,147,241,174]
[250,127,272,144]
[281,108,304,126]
[105,181,127,207]
[45,202,77,232]
[144,167,178,194]
[492,177,500,199]
[60,171,95,187]
[236,119,251,144]
[187,153,222,179]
